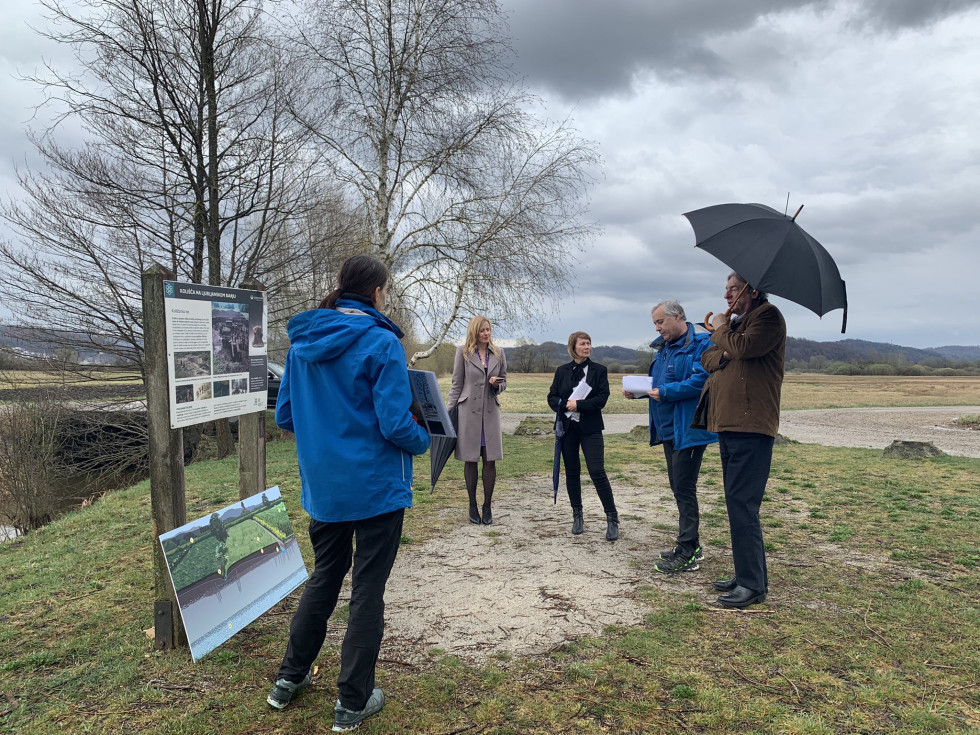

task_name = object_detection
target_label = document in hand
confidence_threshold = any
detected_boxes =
[564,376,592,417]
[407,369,456,438]
[622,375,653,395]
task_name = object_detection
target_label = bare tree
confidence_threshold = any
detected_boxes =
[262,188,368,358]
[0,0,332,456]
[511,338,538,373]
[286,0,599,363]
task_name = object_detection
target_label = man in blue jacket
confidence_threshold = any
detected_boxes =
[626,300,717,574]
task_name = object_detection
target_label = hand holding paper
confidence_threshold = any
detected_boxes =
[622,375,652,396]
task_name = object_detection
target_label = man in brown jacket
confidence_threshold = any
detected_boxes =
[696,271,786,608]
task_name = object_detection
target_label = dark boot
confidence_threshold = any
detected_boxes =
[605,511,619,541]
[571,506,584,535]
[468,502,481,524]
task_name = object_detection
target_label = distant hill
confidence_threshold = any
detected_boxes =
[0,324,125,365]
[930,345,980,361]
[785,338,980,366]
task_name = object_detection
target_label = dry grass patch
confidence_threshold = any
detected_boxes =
[436,373,980,414]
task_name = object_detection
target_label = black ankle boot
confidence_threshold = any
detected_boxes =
[605,511,619,541]
[469,503,481,524]
[571,507,584,535]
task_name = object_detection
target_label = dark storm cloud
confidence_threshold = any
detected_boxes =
[854,0,980,30]
[500,0,828,99]
[501,0,978,100]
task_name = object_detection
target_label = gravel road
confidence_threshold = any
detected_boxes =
[502,405,980,458]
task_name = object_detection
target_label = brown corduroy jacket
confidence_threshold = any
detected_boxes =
[695,302,786,438]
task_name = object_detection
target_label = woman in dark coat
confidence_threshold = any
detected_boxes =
[547,331,619,541]
[447,315,507,524]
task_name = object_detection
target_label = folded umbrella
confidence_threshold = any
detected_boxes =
[551,415,564,504]
[429,405,458,493]
[683,202,847,332]
[428,435,456,493]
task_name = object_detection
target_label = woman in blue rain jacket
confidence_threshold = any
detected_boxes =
[268,255,429,729]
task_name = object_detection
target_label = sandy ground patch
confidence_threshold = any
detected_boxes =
[382,478,690,665]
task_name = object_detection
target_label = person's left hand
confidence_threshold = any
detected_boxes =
[566,399,578,412]
[647,388,661,401]
[489,376,501,386]
[711,312,728,330]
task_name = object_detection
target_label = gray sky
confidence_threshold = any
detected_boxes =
[2,0,979,349]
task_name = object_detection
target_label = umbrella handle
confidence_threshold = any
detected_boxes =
[703,282,750,332]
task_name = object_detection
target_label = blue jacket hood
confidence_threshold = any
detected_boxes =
[287,299,403,364]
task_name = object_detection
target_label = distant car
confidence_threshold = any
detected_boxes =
[267,361,284,410]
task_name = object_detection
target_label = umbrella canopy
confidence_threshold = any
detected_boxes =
[683,203,847,332]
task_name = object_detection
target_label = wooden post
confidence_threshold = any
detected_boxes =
[142,264,188,650]
[239,278,267,500]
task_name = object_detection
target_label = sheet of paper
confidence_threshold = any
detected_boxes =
[564,375,592,418]
[622,375,653,395]
[568,377,592,401]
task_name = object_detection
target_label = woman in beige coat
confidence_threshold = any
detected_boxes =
[448,316,507,524]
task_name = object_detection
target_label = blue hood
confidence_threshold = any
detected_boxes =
[287,299,403,364]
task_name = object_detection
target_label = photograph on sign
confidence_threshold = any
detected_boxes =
[164,281,268,429]
[158,486,308,662]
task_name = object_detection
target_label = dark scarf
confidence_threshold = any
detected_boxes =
[571,358,590,384]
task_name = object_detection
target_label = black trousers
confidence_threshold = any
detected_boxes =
[561,421,616,514]
[718,432,774,593]
[277,508,404,710]
[661,440,706,557]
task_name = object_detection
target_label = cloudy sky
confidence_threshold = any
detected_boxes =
[2,0,979,349]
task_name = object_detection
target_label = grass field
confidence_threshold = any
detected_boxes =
[441,372,980,413]
[1,377,979,734]
[0,368,142,389]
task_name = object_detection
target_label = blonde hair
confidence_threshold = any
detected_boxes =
[567,331,592,359]
[463,316,502,359]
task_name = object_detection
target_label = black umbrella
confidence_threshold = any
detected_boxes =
[551,415,563,504]
[429,406,458,493]
[429,435,456,493]
[683,203,847,332]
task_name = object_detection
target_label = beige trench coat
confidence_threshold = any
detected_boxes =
[447,345,507,461]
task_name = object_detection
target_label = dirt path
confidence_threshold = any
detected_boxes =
[327,407,980,666]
